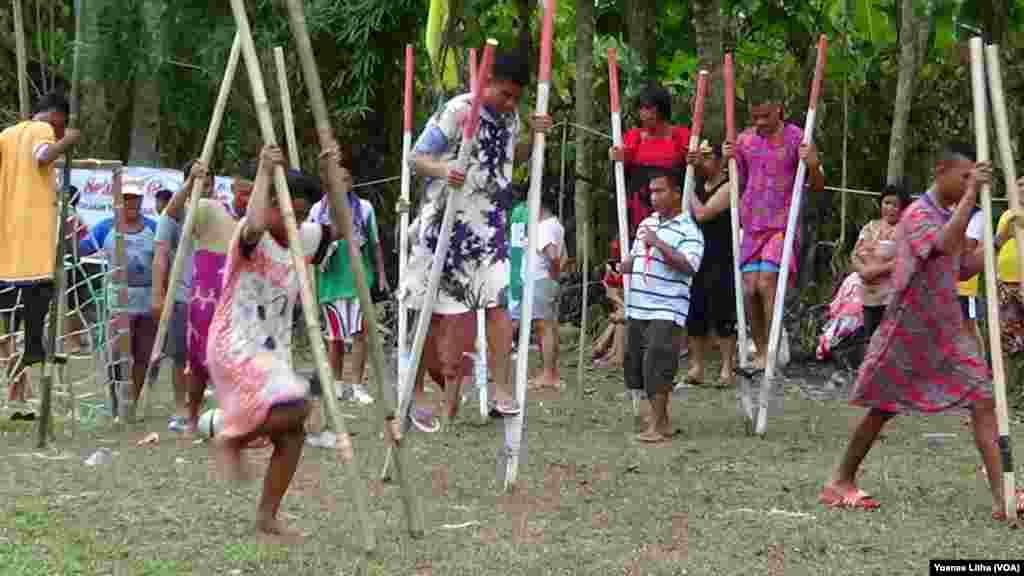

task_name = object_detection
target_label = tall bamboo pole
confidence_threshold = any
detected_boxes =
[394,41,495,458]
[724,52,752,419]
[13,0,30,119]
[36,0,83,447]
[503,0,557,491]
[607,47,636,417]
[977,39,1017,522]
[278,0,426,540]
[755,36,827,437]
[139,33,241,417]
[228,0,378,551]
[274,47,301,170]
[680,70,709,212]
[397,44,415,412]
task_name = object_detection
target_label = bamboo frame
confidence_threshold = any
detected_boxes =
[111,170,131,425]
[607,47,636,417]
[977,39,1017,522]
[139,33,241,417]
[14,0,29,119]
[680,70,708,212]
[504,0,557,491]
[278,0,425,541]
[724,52,752,420]
[754,35,828,437]
[274,47,301,170]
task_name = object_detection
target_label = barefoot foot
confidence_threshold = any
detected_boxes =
[256,517,305,544]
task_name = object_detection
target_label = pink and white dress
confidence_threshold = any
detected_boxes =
[207,220,330,439]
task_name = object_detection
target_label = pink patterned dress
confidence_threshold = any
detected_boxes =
[207,220,329,439]
[735,123,806,284]
[852,193,992,415]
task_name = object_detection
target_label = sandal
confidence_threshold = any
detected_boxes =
[411,407,440,433]
[818,485,881,510]
[991,489,1024,521]
[488,399,521,418]
[636,430,668,443]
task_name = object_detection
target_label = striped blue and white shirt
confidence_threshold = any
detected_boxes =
[625,212,704,327]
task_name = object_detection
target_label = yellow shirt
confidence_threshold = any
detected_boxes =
[997,210,1019,283]
[0,121,58,282]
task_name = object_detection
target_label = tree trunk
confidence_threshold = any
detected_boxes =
[514,0,533,66]
[127,0,164,165]
[79,0,116,158]
[977,0,1009,47]
[886,0,922,187]
[627,0,657,77]
[691,0,724,144]
[574,0,594,266]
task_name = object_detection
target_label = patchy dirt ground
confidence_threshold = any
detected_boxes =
[2,347,1022,575]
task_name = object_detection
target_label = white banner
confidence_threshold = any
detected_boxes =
[61,167,235,230]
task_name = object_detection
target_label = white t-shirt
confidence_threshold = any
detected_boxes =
[524,216,566,282]
[966,210,984,242]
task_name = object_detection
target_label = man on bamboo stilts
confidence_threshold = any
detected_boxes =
[401,50,551,420]
[820,143,1024,518]
[692,81,824,370]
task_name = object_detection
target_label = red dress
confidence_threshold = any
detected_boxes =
[852,193,992,415]
[621,126,690,238]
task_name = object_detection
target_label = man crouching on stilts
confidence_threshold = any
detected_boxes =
[401,50,550,420]
[821,143,1024,519]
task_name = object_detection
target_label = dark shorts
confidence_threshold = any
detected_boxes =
[958,296,977,321]
[862,305,886,344]
[624,318,685,397]
[163,302,188,365]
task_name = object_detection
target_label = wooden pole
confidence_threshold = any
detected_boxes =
[36,0,83,447]
[979,39,1017,522]
[277,0,425,541]
[397,44,414,402]
[755,35,827,437]
[503,0,557,491]
[13,0,30,119]
[468,47,478,91]
[607,47,636,416]
[229,0,378,551]
[112,171,131,425]
[724,52,753,420]
[274,47,301,170]
[139,33,241,417]
[395,41,495,443]
[681,70,709,212]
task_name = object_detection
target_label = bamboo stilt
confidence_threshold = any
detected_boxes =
[274,47,301,170]
[755,36,828,437]
[503,0,558,491]
[681,71,709,212]
[276,0,420,544]
[139,33,241,417]
[978,39,1018,522]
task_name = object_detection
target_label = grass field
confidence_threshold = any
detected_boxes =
[2,349,1022,575]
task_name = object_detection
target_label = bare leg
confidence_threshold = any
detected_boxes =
[828,409,894,489]
[173,364,189,420]
[326,339,345,388]
[541,315,561,388]
[756,271,780,369]
[687,336,707,383]
[350,332,368,387]
[718,334,737,386]
[592,324,614,359]
[219,402,310,539]
[186,372,207,431]
[970,399,1007,515]
[742,272,765,369]
[487,307,514,405]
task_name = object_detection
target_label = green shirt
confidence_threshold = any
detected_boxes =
[508,202,528,306]
[315,200,379,303]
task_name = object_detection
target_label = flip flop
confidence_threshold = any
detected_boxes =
[991,489,1024,521]
[411,407,440,433]
[818,485,880,510]
[489,399,521,418]
[636,430,668,443]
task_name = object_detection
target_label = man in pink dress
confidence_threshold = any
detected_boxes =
[698,86,824,369]
[820,143,1022,519]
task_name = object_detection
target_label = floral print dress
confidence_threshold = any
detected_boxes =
[401,93,520,315]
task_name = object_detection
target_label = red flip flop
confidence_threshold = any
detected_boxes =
[818,485,881,510]
[991,488,1024,521]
